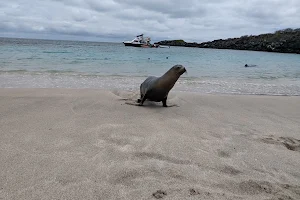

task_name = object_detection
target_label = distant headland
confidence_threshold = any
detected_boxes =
[156,28,300,54]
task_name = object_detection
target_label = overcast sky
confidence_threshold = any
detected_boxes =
[1,0,299,43]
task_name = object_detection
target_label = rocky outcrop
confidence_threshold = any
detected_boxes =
[157,28,300,54]
[157,40,199,47]
[157,40,186,46]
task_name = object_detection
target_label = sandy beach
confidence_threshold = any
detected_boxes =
[0,88,299,200]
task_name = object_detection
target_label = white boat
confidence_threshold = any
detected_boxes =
[123,34,152,47]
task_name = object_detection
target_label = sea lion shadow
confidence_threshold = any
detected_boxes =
[124,99,179,108]
[110,89,179,108]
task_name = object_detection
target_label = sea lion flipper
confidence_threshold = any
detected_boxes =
[137,93,145,103]
[162,98,168,107]
[138,94,147,106]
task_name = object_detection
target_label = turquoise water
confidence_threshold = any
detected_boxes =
[1,37,300,95]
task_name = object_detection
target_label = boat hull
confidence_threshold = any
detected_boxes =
[123,42,143,47]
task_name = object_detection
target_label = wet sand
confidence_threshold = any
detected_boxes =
[0,88,299,200]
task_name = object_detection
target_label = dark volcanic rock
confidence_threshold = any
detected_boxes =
[157,28,300,54]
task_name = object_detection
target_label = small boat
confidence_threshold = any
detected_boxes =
[158,45,170,48]
[152,43,170,48]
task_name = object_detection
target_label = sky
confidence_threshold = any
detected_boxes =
[1,0,300,43]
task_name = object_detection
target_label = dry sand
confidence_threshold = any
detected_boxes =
[0,88,299,200]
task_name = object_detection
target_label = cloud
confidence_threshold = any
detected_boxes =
[1,0,300,42]
[114,0,207,19]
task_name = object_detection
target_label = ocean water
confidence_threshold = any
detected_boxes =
[1,37,300,96]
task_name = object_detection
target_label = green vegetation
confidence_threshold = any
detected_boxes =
[157,28,300,54]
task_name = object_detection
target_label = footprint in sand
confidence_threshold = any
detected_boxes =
[217,150,231,158]
[189,188,200,196]
[219,165,242,176]
[134,152,192,165]
[217,179,300,199]
[152,190,167,199]
[261,135,300,152]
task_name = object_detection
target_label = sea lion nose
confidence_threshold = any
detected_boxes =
[183,67,187,74]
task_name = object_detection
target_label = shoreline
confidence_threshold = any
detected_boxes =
[1,73,300,97]
[1,87,300,97]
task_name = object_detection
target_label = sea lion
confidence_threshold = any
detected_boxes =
[137,64,186,107]
[245,64,257,67]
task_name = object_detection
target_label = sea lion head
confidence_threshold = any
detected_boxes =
[168,64,186,77]
[158,64,186,90]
